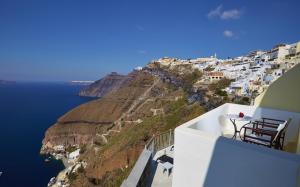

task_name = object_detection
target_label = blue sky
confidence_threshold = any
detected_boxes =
[0,0,299,81]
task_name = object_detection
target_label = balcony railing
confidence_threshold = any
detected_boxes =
[122,130,174,187]
[145,130,174,156]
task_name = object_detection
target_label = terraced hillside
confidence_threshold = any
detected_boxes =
[41,67,207,186]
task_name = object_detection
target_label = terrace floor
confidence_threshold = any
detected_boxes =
[150,146,174,187]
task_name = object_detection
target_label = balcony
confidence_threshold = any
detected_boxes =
[122,63,300,187]
[173,103,300,187]
[122,130,174,187]
[122,103,300,187]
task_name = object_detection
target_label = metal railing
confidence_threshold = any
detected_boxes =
[121,129,174,187]
[145,129,174,156]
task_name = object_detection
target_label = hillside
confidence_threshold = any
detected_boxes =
[41,71,155,151]
[79,72,129,97]
[41,65,214,186]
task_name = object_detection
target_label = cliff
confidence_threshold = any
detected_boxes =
[41,67,207,186]
[41,71,156,152]
[79,72,129,97]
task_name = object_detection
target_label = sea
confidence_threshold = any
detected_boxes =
[0,82,94,187]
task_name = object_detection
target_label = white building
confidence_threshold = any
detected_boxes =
[189,55,217,64]
[173,64,300,187]
[68,149,80,160]
[157,57,178,66]
[260,52,271,62]
[53,145,65,152]
[269,44,290,62]
[204,71,224,82]
[247,50,265,60]
[134,66,143,71]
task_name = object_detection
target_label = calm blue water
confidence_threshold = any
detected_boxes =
[0,83,93,187]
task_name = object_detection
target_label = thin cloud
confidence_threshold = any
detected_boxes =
[208,5,242,20]
[223,30,234,38]
[207,5,223,19]
[221,9,241,20]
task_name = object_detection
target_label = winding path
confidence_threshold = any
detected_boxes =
[98,78,160,144]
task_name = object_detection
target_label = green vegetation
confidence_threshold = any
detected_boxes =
[204,66,215,71]
[103,97,204,150]
[77,165,85,173]
[205,78,234,107]
[209,78,233,100]
[79,145,86,154]
[67,172,78,182]
[89,167,133,187]
[235,96,251,105]
[97,97,205,186]
[251,90,259,99]
[66,146,78,153]
[209,78,232,92]
[216,89,228,97]
[181,69,203,91]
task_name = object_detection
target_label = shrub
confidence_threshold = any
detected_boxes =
[209,78,233,92]
[216,89,228,97]
[174,69,203,92]
[67,172,77,182]
[79,145,86,154]
[77,165,85,173]
[66,146,77,153]
[204,66,215,71]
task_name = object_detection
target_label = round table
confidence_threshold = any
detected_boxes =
[224,114,254,139]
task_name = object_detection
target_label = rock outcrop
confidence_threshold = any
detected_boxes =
[79,72,129,97]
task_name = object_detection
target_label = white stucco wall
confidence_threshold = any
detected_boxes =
[189,103,300,144]
[172,103,300,187]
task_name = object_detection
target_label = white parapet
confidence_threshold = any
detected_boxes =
[172,103,300,187]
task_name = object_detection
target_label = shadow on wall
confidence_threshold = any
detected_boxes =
[255,63,300,153]
[256,63,300,114]
[203,137,300,187]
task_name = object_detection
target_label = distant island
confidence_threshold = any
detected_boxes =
[69,80,94,86]
[0,80,16,84]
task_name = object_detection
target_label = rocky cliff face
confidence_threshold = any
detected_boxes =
[41,71,156,153]
[41,67,207,186]
[79,72,129,97]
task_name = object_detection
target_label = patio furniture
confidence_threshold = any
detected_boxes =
[224,114,254,139]
[254,118,291,149]
[159,161,173,176]
[241,118,290,149]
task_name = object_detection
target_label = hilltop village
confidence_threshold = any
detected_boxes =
[43,41,300,187]
[150,41,300,98]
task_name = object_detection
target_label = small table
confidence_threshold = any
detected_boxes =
[225,114,254,139]
[160,161,173,176]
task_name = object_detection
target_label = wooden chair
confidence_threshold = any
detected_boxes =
[241,118,291,150]
[256,118,291,149]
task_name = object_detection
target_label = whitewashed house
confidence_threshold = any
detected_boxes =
[68,149,80,160]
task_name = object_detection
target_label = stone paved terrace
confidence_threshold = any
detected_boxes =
[150,146,174,187]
